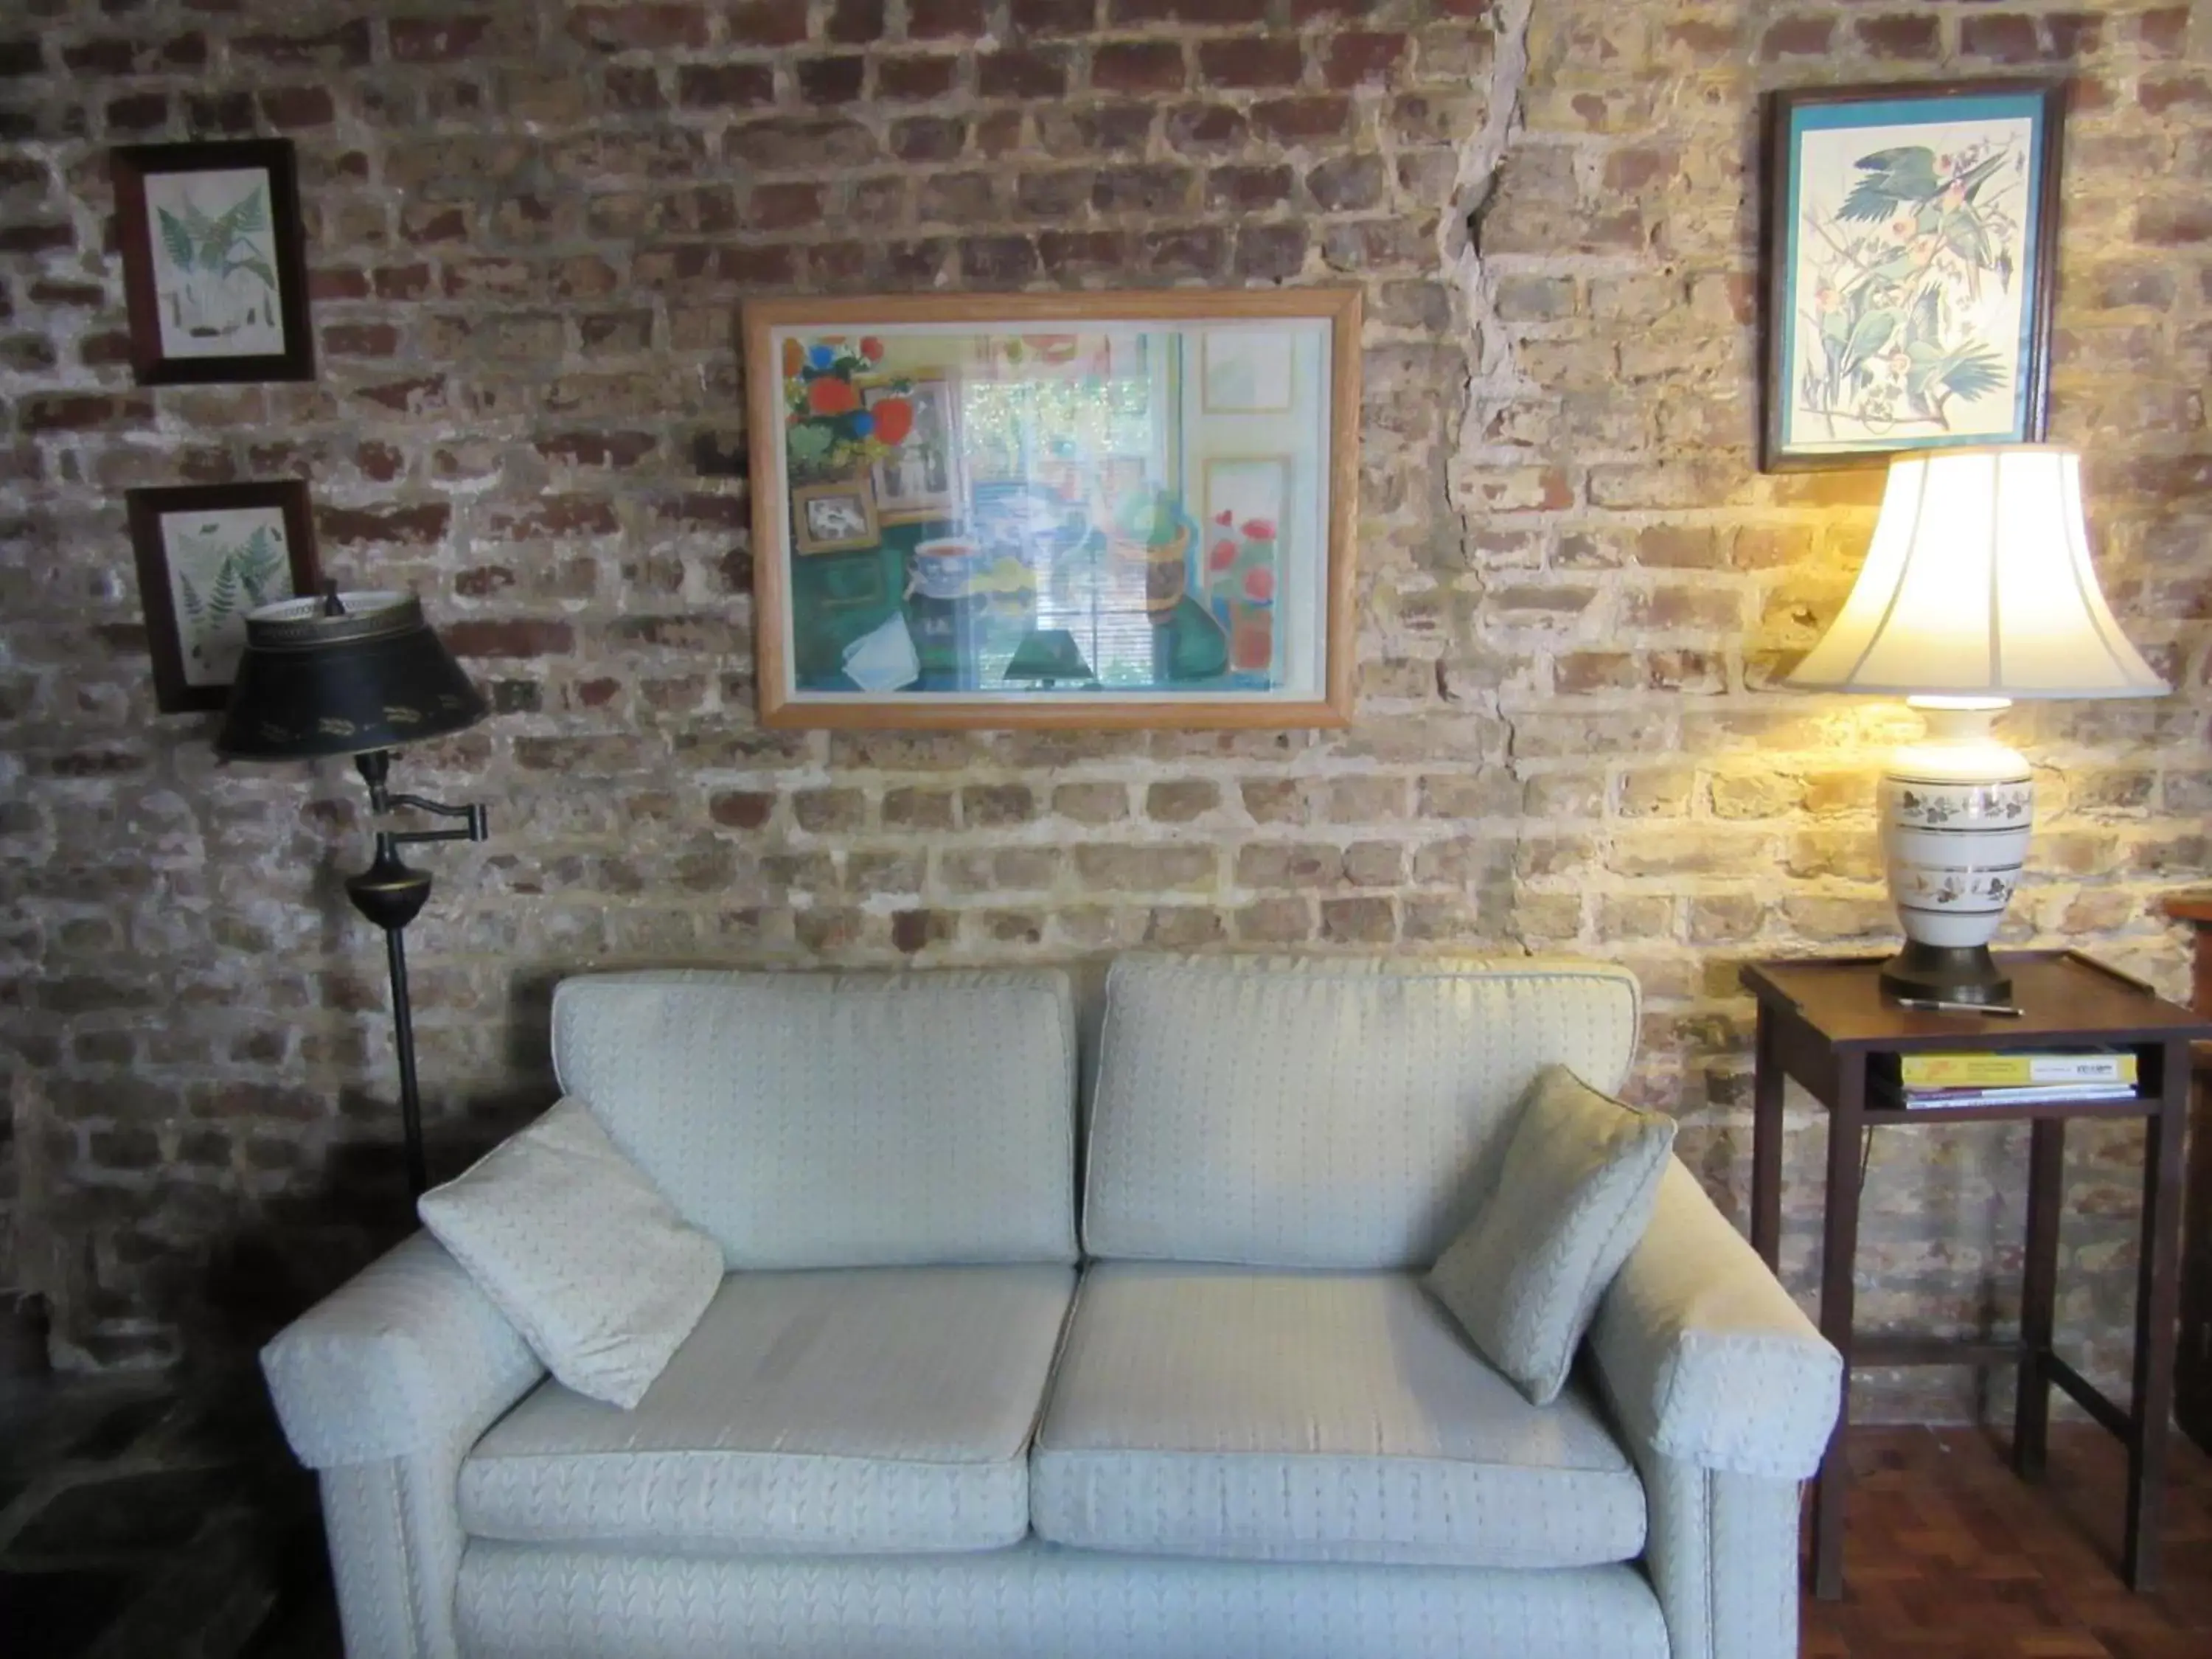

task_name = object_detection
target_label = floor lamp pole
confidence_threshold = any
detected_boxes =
[345,750,487,1200]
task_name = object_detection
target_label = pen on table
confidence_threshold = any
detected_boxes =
[1892,995,2025,1018]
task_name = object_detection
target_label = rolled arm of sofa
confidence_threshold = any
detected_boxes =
[262,1233,546,1659]
[262,1231,544,1470]
[1587,1160,1841,1481]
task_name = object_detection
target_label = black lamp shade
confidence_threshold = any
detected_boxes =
[216,590,487,759]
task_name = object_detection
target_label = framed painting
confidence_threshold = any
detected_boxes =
[126,480,319,712]
[112,139,314,386]
[742,288,1361,730]
[1760,80,2064,472]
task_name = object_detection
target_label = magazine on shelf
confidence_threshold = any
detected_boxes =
[1894,1048,2136,1088]
[1896,1081,2139,1110]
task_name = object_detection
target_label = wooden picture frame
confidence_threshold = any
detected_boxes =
[126,480,319,712]
[790,476,883,554]
[1760,80,2065,472]
[112,139,314,386]
[742,288,1361,730]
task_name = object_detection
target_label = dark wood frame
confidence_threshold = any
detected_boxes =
[741,288,1362,731]
[1759,78,2065,473]
[1741,951,2212,1600]
[127,480,320,713]
[112,139,314,386]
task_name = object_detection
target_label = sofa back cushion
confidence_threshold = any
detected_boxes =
[1082,955,1641,1270]
[552,969,1078,1268]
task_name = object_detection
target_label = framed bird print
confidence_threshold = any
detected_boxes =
[1760,80,2065,471]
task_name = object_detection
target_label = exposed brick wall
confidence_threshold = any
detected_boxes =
[0,0,2205,1412]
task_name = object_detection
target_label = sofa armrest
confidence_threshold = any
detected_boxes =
[1587,1160,1841,1481]
[261,1231,545,1471]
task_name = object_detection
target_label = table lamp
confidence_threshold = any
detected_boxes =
[1787,445,2166,1007]
[216,588,489,1196]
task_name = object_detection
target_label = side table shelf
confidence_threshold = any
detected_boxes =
[1740,950,2212,1601]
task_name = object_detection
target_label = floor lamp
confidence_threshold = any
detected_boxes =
[217,588,489,1197]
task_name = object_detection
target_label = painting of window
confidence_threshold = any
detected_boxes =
[742,291,1360,729]
[1761,80,2064,470]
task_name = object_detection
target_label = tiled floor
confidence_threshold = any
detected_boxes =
[3,1352,2207,1658]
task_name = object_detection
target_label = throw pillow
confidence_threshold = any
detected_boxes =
[1427,1064,1677,1405]
[418,1096,723,1409]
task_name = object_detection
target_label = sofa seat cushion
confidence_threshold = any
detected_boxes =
[460,1265,1074,1557]
[1031,1265,1646,1568]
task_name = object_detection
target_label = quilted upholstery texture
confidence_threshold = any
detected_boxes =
[1589,1160,1843,1480]
[1082,954,1641,1267]
[1639,1450,1804,1659]
[1427,1064,1677,1405]
[460,1265,1074,1556]
[260,1231,544,1471]
[417,1097,723,1408]
[1031,1265,1647,1568]
[456,1540,1672,1659]
[552,968,1078,1267]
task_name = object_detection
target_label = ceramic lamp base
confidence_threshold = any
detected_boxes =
[1878,698,2032,1006]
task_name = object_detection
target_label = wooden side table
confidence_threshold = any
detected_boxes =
[1740,951,2211,1600]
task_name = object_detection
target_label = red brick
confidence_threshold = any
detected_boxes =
[910,0,986,37]
[1855,15,1938,60]
[1232,223,1303,278]
[2138,201,2212,244]
[0,40,42,74]
[1112,0,1266,23]
[2138,7,2190,55]
[105,92,168,132]
[1759,17,1833,60]
[891,116,965,161]
[678,64,775,108]
[726,1,808,45]
[1322,30,1408,87]
[2140,76,2212,114]
[979,46,1066,97]
[1206,163,1293,210]
[355,442,405,481]
[799,55,866,104]
[484,496,620,539]
[827,0,886,43]
[442,619,575,658]
[1251,95,1349,142]
[746,181,826,229]
[0,222,72,254]
[1092,41,1183,94]
[357,375,448,413]
[23,394,151,431]
[1010,0,1093,33]
[232,21,371,66]
[878,54,959,99]
[961,234,1040,282]
[1038,228,1127,274]
[320,504,451,545]
[710,790,773,829]
[390,17,492,60]
[1197,37,1303,88]
[1960,14,2042,63]
[257,86,334,128]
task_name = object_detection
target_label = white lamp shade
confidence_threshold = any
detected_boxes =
[1787,445,2166,700]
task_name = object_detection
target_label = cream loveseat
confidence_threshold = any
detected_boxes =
[261,956,1841,1659]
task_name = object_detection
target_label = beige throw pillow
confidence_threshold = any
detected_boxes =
[1427,1065,1677,1405]
[419,1096,723,1409]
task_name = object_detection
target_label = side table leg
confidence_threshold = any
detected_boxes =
[1752,1006,1784,1270]
[2014,1118,2064,1480]
[2125,1042,2189,1591]
[1811,1051,1866,1601]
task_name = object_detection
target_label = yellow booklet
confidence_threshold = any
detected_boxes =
[1897,1049,2136,1088]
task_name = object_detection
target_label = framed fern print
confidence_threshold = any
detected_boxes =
[128,481,320,712]
[113,139,313,385]
[1760,80,2064,471]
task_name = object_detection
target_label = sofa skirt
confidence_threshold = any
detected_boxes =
[456,1538,1669,1659]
